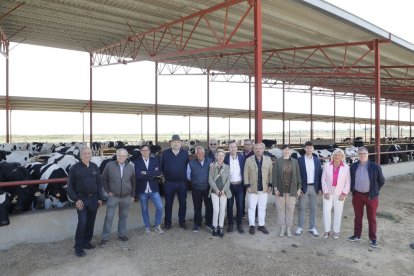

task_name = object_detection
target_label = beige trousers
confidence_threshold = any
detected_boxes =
[276,194,296,226]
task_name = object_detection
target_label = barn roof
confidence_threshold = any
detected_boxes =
[1,0,414,104]
[0,96,410,127]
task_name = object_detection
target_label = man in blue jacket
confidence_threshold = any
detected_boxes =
[187,146,213,232]
[161,134,189,230]
[348,147,385,248]
[134,144,164,234]
[224,141,245,234]
[296,141,322,237]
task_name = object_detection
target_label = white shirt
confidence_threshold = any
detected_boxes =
[229,155,242,183]
[143,157,152,193]
[119,163,125,178]
[305,155,315,184]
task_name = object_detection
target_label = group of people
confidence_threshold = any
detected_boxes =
[66,136,385,258]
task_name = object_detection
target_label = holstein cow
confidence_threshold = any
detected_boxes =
[406,144,414,161]
[344,146,359,165]
[26,162,69,209]
[29,142,55,155]
[0,161,33,217]
[5,151,34,166]
[46,153,79,173]
[382,144,403,164]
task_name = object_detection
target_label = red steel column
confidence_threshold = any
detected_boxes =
[282,82,285,145]
[155,62,158,143]
[333,91,336,142]
[5,42,10,143]
[370,97,373,143]
[410,104,412,139]
[188,116,191,140]
[207,70,210,143]
[89,53,93,146]
[397,102,400,138]
[384,101,387,137]
[353,93,356,141]
[374,39,381,164]
[254,0,263,143]
[248,76,252,140]
[310,87,313,141]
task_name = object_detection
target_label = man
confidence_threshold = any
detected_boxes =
[348,147,385,248]
[161,134,189,230]
[243,139,254,159]
[187,146,213,232]
[100,148,136,247]
[244,142,273,235]
[296,141,322,237]
[67,147,102,257]
[205,138,218,159]
[134,144,164,234]
[224,142,245,234]
[242,139,254,217]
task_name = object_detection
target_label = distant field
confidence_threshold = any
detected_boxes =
[0,130,373,144]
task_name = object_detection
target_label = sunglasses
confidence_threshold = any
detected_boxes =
[210,143,217,146]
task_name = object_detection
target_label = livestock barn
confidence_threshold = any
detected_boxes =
[1,1,414,275]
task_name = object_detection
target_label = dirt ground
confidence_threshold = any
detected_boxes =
[1,174,414,276]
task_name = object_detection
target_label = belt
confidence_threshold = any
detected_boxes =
[355,191,369,195]
[112,193,130,198]
[231,181,242,185]
[307,183,314,185]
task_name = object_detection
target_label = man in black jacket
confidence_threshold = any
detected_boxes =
[67,147,102,257]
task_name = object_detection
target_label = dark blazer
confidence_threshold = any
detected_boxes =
[297,155,322,193]
[350,161,385,199]
[134,156,162,196]
[224,153,245,182]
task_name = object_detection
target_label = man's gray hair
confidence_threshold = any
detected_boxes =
[195,146,205,153]
[357,146,368,153]
[116,148,128,156]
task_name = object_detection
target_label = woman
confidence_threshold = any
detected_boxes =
[209,149,232,237]
[272,145,302,237]
[321,148,350,239]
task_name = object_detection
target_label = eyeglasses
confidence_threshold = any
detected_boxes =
[358,152,368,155]
[141,149,150,152]
[210,143,217,146]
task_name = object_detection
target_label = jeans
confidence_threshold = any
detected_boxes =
[101,195,132,240]
[192,187,213,227]
[75,194,98,251]
[352,191,379,240]
[163,181,187,226]
[297,186,318,229]
[44,197,64,209]
[139,192,163,229]
[227,184,244,226]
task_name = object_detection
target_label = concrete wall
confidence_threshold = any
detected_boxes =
[1,161,413,250]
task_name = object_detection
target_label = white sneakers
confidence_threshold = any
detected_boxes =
[155,225,164,235]
[308,227,320,237]
[295,227,303,235]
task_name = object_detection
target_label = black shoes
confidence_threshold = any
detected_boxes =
[227,224,234,233]
[258,226,269,234]
[179,223,189,230]
[249,226,255,235]
[164,224,172,230]
[75,249,86,257]
[212,226,224,237]
[83,243,96,249]
[119,236,129,241]
[237,225,245,234]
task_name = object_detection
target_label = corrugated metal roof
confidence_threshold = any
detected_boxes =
[1,0,414,103]
[0,96,409,127]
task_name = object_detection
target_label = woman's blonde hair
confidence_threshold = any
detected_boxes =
[331,148,346,162]
[215,149,225,159]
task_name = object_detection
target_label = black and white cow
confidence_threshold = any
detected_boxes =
[262,139,277,149]
[382,144,403,164]
[406,144,414,161]
[46,153,79,173]
[344,146,359,165]
[5,151,34,166]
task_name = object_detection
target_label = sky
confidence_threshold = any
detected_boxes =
[0,0,413,139]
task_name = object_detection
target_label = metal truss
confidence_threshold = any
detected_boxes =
[91,0,254,67]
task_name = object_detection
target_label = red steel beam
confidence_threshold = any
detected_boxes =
[0,178,67,188]
[374,39,381,164]
[254,0,262,143]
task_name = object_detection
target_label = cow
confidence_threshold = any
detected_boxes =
[262,139,277,149]
[29,142,55,155]
[314,149,333,165]
[0,161,33,215]
[406,144,414,161]
[344,147,359,165]
[353,137,364,147]
[382,144,403,164]
[5,151,34,166]
[46,153,79,173]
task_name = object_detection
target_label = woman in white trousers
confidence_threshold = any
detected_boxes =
[209,149,231,237]
[321,148,350,239]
